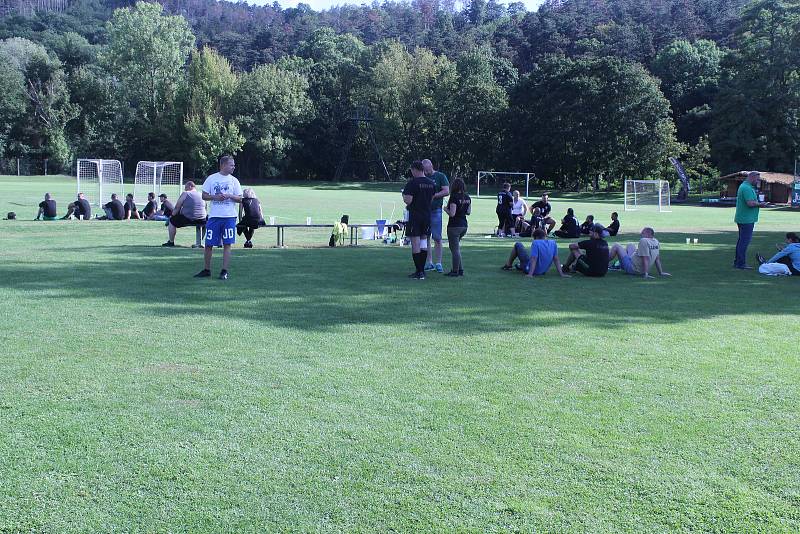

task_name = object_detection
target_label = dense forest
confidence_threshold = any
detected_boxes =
[0,0,798,189]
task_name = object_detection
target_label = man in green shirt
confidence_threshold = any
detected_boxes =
[422,159,450,273]
[734,171,767,269]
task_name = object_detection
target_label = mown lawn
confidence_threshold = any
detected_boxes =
[1,175,798,532]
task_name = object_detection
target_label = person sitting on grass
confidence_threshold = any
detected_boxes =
[100,193,125,220]
[35,193,57,220]
[563,224,609,277]
[147,193,173,221]
[162,181,207,247]
[608,227,671,279]
[607,212,620,236]
[580,214,595,235]
[757,232,800,275]
[124,193,141,220]
[61,192,91,220]
[236,188,264,249]
[554,208,580,238]
[501,228,569,279]
[140,192,158,219]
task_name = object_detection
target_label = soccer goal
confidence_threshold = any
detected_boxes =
[76,159,124,206]
[477,171,536,197]
[624,179,672,212]
[133,161,184,205]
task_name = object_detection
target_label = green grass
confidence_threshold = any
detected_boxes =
[1,174,799,532]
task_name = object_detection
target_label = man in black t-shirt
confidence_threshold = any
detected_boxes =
[402,160,436,279]
[607,212,620,236]
[140,192,158,219]
[124,194,141,220]
[563,224,609,277]
[61,193,91,220]
[148,193,174,221]
[495,182,513,236]
[101,193,125,220]
[531,193,556,234]
[35,193,57,220]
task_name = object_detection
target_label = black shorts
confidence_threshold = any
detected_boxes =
[169,213,206,228]
[575,257,606,277]
[405,215,431,238]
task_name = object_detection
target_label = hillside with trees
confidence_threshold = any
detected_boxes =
[0,0,798,190]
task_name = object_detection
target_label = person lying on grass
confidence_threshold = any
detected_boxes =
[608,227,671,279]
[501,228,569,278]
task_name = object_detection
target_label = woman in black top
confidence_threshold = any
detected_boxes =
[236,188,264,248]
[444,178,471,277]
[554,207,580,238]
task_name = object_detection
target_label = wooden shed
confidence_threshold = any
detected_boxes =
[720,171,797,204]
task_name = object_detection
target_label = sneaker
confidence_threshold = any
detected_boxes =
[756,254,766,265]
[219,269,229,280]
[458,270,464,276]
[193,269,211,278]
[501,265,513,271]
[435,263,444,273]
[735,265,753,270]
[162,241,175,247]
[418,271,426,280]
[408,272,420,278]
[424,263,435,271]
[445,271,459,277]
[244,241,253,248]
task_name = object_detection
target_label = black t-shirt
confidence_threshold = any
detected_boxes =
[104,199,125,220]
[447,193,471,228]
[578,238,610,275]
[496,190,513,212]
[580,221,593,234]
[529,214,545,230]
[75,198,91,219]
[560,215,579,237]
[607,219,620,236]
[39,200,57,217]
[532,200,552,217]
[403,176,435,221]
[124,199,136,217]
[241,197,261,222]
[143,200,157,217]
[160,200,174,217]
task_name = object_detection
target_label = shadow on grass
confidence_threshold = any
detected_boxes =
[2,231,798,334]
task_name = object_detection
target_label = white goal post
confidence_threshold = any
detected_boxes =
[76,159,124,206]
[133,161,184,205]
[477,171,536,197]
[624,179,672,212]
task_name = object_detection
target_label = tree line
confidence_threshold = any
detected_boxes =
[0,0,798,190]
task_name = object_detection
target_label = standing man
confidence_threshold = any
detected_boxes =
[195,156,243,280]
[734,171,767,270]
[402,160,436,280]
[531,193,556,234]
[495,182,513,237]
[422,159,449,273]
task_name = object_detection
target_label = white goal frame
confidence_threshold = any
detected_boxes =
[76,159,124,206]
[477,171,536,197]
[624,179,672,212]
[133,161,184,205]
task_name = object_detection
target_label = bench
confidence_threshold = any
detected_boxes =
[256,223,404,247]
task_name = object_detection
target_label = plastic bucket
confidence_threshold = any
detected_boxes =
[376,219,386,237]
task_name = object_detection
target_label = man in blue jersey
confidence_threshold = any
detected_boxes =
[501,228,569,278]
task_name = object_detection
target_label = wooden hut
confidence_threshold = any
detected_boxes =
[720,171,797,204]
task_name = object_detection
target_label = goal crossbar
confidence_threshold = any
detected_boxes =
[624,179,671,212]
[477,171,536,197]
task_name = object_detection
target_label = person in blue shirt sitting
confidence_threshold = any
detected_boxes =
[757,232,800,275]
[501,228,570,279]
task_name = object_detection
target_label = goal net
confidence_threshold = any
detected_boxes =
[624,180,671,212]
[477,171,536,197]
[76,159,124,206]
[133,161,183,205]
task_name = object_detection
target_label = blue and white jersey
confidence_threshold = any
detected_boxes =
[202,172,243,218]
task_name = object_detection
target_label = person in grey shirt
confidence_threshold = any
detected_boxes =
[162,181,207,246]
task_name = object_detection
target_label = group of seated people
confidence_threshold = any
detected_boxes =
[36,191,175,221]
[497,190,621,241]
[501,224,670,280]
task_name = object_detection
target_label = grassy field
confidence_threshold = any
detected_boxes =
[1,174,799,532]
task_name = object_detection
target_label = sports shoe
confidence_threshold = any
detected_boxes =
[445,271,459,277]
[418,271,426,280]
[193,269,211,278]
[424,263,435,271]
[219,269,229,280]
[501,265,513,271]
[408,271,420,278]
[458,270,464,276]
[435,263,444,273]
[162,241,175,247]
[756,253,766,265]
[735,265,753,270]
[244,241,253,248]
